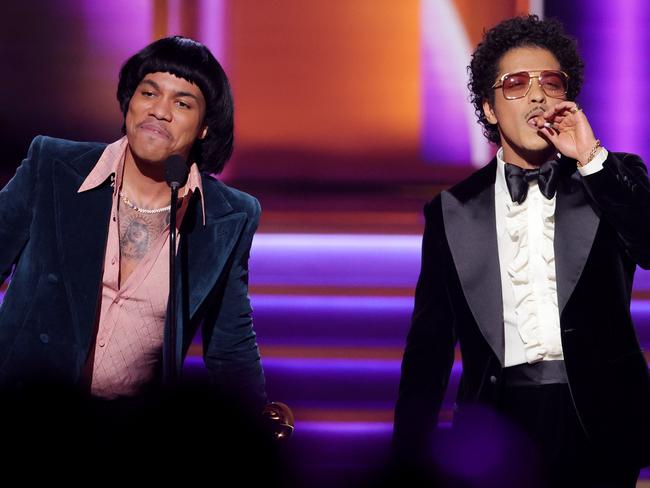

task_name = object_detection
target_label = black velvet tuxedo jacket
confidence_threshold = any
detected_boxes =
[394,151,650,467]
[0,136,267,409]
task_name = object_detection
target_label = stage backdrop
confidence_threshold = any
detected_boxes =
[10,0,645,187]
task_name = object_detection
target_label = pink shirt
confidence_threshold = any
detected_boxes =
[78,137,205,399]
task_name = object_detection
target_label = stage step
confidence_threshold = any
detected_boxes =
[247,294,650,347]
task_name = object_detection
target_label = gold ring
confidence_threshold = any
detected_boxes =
[571,105,581,114]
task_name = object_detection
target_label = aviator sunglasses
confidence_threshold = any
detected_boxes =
[492,70,569,100]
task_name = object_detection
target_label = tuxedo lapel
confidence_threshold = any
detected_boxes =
[554,164,600,315]
[442,160,505,364]
[53,149,112,351]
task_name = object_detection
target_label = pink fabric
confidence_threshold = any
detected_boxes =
[78,137,204,399]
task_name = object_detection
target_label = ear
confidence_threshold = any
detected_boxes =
[199,126,208,140]
[482,99,498,125]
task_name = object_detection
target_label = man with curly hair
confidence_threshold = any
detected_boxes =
[0,37,267,410]
[394,15,650,487]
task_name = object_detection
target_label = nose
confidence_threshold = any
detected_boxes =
[528,76,546,103]
[150,97,172,121]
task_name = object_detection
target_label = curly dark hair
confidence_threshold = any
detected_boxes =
[468,15,584,145]
[117,36,233,173]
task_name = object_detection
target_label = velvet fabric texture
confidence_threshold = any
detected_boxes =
[0,136,267,410]
[393,152,650,469]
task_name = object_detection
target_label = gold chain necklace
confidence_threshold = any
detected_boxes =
[119,191,171,214]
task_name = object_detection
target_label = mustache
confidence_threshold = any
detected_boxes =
[525,106,548,120]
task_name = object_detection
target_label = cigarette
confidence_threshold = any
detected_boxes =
[543,122,554,128]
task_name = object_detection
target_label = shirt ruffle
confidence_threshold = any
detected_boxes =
[505,194,562,363]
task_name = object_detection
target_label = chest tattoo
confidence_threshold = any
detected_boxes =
[119,204,170,262]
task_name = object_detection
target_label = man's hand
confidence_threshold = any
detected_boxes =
[537,101,600,165]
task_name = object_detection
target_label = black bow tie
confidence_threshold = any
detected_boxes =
[504,159,562,204]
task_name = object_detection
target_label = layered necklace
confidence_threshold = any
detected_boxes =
[119,191,171,214]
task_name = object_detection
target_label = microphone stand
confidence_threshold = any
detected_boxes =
[166,181,180,386]
[163,154,188,388]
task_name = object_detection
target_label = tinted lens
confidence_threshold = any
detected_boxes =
[540,71,568,98]
[502,72,531,99]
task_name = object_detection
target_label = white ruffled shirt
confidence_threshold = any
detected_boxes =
[496,147,607,366]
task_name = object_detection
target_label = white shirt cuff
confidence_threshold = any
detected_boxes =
[578,147,609,176]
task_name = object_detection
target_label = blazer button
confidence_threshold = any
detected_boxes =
[47,273,59,284]
[490,375,498,384]
[39,333,50,344]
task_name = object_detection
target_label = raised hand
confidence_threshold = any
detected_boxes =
[535,101,600,165]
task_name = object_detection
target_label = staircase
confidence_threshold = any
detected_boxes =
[203,229,650,486]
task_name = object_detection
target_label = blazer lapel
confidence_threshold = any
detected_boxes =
[442,159,505,364]
[554,162,600,315]
[53,149,112,352]
[166,180,247,376]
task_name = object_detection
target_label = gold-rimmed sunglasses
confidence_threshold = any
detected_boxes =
[492,70,569,100]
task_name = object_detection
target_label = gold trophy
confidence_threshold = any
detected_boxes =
[262,402,294,440]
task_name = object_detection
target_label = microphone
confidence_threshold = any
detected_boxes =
[164,154,189,190]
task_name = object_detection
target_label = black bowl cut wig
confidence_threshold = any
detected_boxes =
[117,36,234,173]
[468,15,584,145]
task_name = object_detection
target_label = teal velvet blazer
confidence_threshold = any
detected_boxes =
[0,136,267,409]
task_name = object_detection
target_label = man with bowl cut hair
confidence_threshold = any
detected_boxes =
[0,36,267,411]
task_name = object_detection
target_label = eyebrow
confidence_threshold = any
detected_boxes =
[140,79,201,102]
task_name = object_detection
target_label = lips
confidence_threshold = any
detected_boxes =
[138,122,171,140]
[527,117,541,128]
[526,109,545,129]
